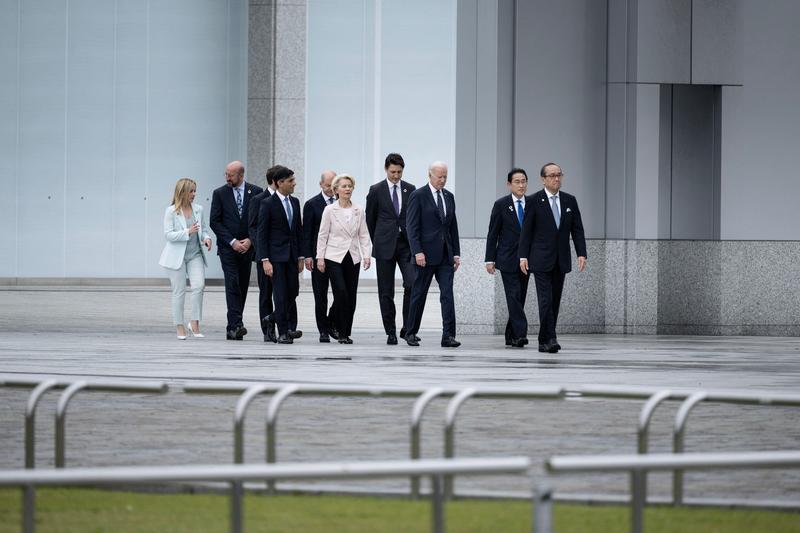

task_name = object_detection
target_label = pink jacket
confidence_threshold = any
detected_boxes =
[316,202,373,263]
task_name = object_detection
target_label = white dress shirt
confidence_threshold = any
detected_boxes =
[428,183,445,216]
[387,178,403,213]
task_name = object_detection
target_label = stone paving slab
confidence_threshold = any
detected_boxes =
[0,287,799,503]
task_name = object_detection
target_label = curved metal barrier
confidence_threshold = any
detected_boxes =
[0,456,532,533]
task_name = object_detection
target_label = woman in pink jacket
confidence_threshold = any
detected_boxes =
[316,174,373,344]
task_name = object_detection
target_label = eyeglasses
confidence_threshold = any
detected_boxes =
[544,173,563,179]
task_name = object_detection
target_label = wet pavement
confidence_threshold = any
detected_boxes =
[1,285,799,505]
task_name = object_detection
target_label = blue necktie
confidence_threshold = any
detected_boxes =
[551,195,560,228]
[284,197,293,228]
[516,199,524,227]
[235,188,243,217]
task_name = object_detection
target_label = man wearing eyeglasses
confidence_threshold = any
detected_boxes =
[519,163,586,354]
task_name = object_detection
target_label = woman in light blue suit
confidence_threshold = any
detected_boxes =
[159,178,213,339]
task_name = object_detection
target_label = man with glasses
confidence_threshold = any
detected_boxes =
[519,163,586,353]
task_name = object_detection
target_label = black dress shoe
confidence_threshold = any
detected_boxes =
[319,332,330,343]
[289,330,303,340]
[509,338,526,348]
[547,339,560,353]
[338,337,353,344]
[405,334,420,347]
[505,338,512,346]
[277,334,293,344]
[387,333,398,345]
[328,327,339,341]
[441,336,461,348]
[261,316,277,343]
[538,344,547,352]
[522,338,529,346]
[226,330,239,341]
[234,326,247,340]
[399,327,407,338]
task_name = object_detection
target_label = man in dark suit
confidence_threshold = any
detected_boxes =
[248,167,278,342]
[519,162,587,353]
[303,169,337,342]
[365,153,417,345]
[210,160,263,340]
[485,168,531,348]
[257,165,304,344]
[404,161,461,348]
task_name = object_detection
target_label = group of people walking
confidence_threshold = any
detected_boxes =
[159,153,586,352]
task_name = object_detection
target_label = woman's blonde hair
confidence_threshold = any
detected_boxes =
[332,173,355,193]
[171,178,197,212]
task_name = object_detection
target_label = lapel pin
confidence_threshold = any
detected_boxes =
[508,205,514,212]
[566,207,572,213]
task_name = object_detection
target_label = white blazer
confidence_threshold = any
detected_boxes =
[316,202,372,264]
[158,203,211,270]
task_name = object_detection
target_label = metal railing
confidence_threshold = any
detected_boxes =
[543,450,800,533]
[0,457,532,533]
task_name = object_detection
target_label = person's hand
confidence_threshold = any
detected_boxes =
[317,258,326,273]
[232,240,246,253]
[520,258,529,275]
[578,256,586,272]
[262,259,273,277]
[240,238,252,252]
[204,238,212,251]
[188,222,200,235]
[453,256,461,272]
[305,258,314,271]
[485,263,495,275]
[415,253,426,267]
[297,259,304,273]
[363,257,371,270]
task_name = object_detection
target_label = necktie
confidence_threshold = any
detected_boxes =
[284,197,293,228]
[392,184,400,216]
[551,195,560,228]
[327,196,334,205]
[436,190,445,220]
[516,199,524,227]
[235,188,243,217]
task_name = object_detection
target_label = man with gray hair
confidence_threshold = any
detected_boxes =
[403,161,461,348]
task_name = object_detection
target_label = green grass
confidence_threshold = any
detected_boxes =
[0,488,798,532]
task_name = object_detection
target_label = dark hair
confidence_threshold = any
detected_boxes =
[272,165,294,183]
[507,168,528,182]
[384,153,405,169]
[265,166,280,186]
[540,162,560,177]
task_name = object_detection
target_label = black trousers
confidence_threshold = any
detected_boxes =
[271,261,300,335]
[406,261,455,339]
[219,247,252,331]
[310,265,334,334]
[532,267,566,344]
[326,254,360,338]
[375,236,414,335]
[500,269,530,341]
[256,265,274,334]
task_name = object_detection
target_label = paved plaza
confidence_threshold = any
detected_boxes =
[0,284,799,505]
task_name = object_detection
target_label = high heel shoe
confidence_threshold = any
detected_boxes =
[176,327,187,340]
[186,323,205,338]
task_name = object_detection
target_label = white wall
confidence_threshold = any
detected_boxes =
[0,0,247,278]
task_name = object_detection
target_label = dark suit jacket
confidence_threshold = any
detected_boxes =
[518,189,587,273]
[302,192,331,260]
[485,194,527,273]
[256,193,303,263]
[210,182,263,256]
[406,186,460,266]
[248,188,272,262]
[365,180,416,259]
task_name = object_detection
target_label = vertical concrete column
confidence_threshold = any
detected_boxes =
[248,0,276,188]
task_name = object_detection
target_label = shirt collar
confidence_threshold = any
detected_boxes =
[544,188,559,200]
[386,178,402,189]
[428,183,442,196]
[322,191,335,202]
[511,193,525,204]
[275,190,289,202]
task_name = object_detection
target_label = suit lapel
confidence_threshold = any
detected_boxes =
[331,205,356,237]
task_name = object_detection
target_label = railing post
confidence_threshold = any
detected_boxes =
[629,471,644,533]
[636,389,672,506]
[430,474,445,533]
[673,391,707,506]
[443,388,476,499]
[533,483,552,533]
[22,485,35,533]
[233,384,275,465]
[410,387,445,499]
[230,480,243,533]
[55,381,88,468]
[265,384,299,493]
[25,380,59,469]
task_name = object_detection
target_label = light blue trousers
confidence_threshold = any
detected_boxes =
[165,255,205,326]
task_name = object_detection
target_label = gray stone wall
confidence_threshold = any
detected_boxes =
[455,238,800,336]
